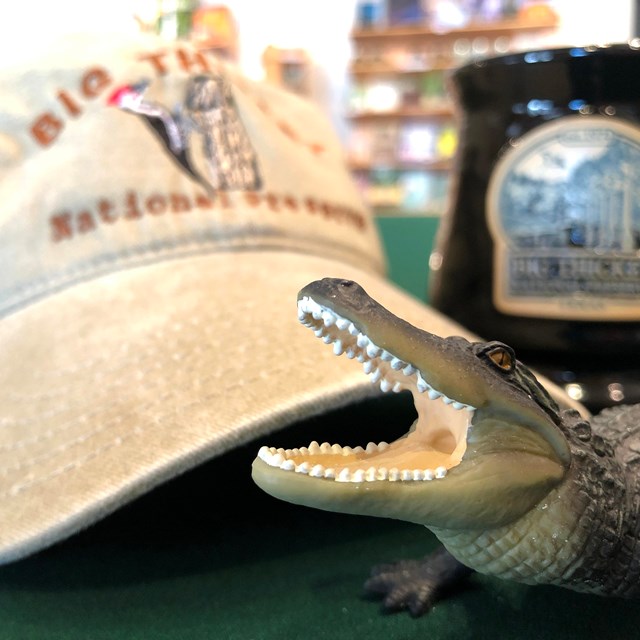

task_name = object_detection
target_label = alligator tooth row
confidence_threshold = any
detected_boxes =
[257,445,447,482]
[259,441,389,458]
[298,296,475,412]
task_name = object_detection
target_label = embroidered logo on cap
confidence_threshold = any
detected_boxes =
[109,73,262,193]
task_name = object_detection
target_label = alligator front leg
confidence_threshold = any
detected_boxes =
[364,546,475,616]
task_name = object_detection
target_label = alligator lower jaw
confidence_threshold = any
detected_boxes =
[255,295,476,484]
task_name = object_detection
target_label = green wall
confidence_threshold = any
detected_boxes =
[374,216,441,303]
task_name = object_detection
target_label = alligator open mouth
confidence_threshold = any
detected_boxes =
[256,294,475,483]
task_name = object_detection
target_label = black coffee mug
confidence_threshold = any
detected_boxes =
[430,44,640,410]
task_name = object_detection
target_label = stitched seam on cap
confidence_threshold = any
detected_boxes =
[2,233,381,317]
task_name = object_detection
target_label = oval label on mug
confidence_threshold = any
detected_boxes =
[487,115,640,320]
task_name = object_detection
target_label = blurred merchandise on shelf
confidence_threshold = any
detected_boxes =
[348,0,559,217]
[364,168,404,209]
[157,0,197,39]
[436,124,457,158]
[388,0,428,25]
[191,5,238,60]
[398,123,438,162]
[356,0,387,27]
[349,70,450,111]
[353,165,449,216]
[349,120,456,163]
[421,71,448,106]
[148,3,239,61]
[401,170,448,213]
[353,0,557,30]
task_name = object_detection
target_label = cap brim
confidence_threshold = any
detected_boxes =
[0,250,480,563]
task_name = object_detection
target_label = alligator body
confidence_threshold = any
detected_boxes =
[252,278,640,615]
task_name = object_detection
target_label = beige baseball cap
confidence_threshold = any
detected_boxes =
[0,32,575,564]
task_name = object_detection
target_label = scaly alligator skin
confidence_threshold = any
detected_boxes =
[252,278,640,615]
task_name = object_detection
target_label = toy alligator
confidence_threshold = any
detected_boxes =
[252,278,640,616]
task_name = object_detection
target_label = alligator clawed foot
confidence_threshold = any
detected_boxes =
[364,546,474,617]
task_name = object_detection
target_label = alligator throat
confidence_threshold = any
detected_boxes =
[257,294,475,483]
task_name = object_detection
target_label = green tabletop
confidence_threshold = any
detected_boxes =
[2,395,639,639]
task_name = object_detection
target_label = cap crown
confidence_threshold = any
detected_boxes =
[0,34,383,316]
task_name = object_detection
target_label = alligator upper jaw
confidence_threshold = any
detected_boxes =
[251,279,567,530]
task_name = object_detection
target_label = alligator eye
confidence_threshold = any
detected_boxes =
[477,342,516,373]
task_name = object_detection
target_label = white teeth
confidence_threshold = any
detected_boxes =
[299,296,472,413]
[322,311,336,327]
[259,441,450,482]
[366,343,381,358]
[294,295,477,485]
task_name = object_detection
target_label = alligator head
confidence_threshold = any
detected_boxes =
[252,278,572,533]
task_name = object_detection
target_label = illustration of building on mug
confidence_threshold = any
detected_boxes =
[487,117,640,317]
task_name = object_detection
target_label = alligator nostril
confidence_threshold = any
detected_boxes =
[338,280,355,287]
